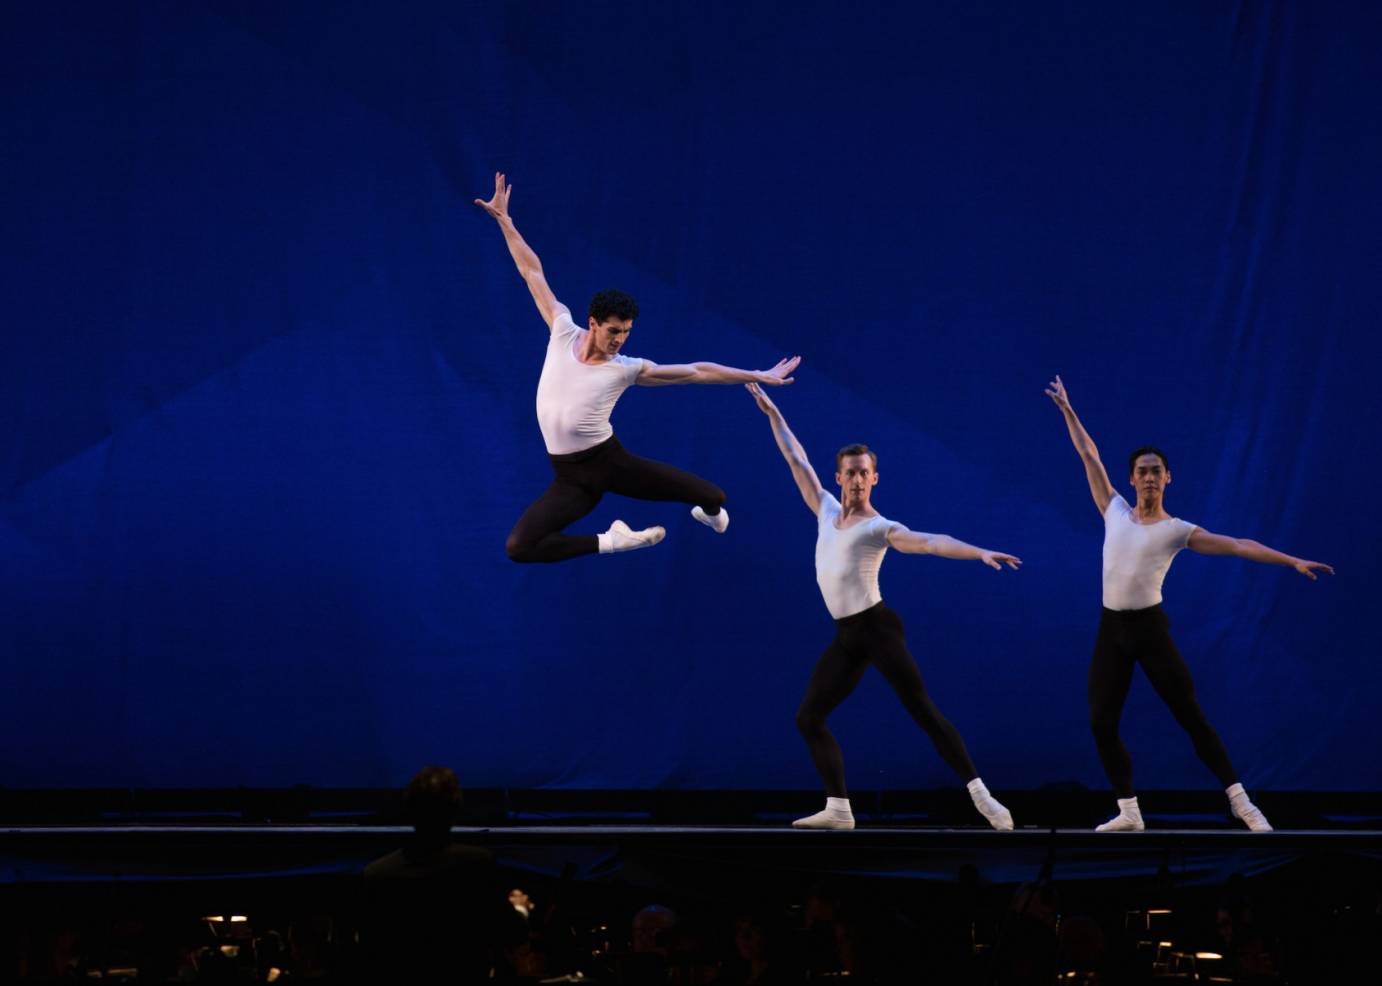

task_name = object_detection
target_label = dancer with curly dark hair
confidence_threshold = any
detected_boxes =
[476,172,800,562]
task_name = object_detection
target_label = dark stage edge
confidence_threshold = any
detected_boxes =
[9,823,1382,845]
[5,825,1382,887]
[6,788,1382,830]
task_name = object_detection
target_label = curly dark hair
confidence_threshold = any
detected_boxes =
[588,289,639,324]
[1127,446,1169,474]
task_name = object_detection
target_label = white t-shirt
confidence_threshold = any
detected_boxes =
[1101,494,1198,610]
[535,312,646,455]
[814,493,904,620]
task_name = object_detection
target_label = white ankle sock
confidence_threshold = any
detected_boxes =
[1095,796,1145,832]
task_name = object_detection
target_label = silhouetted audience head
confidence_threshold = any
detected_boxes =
[632,903,679,955]
[403,765,462,842]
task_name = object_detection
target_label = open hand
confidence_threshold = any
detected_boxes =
[1293,559,1334,580]
[1044,374,1071,411]
[745,381,780,414]
[981,550,1022,571]
[757,356,801,386]
[474,171,513,221]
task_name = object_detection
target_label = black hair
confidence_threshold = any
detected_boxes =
[1128,446,1170,474]
[404,765,462,836]
[588,289,639,324]
[836,444,878,471]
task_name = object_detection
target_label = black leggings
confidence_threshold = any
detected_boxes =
[796,603,979,798]
[505,436,726,563]
[1088,605,1238,798]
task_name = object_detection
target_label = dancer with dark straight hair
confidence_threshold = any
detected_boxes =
[475,172,799,563]
[1045,374,1333,832]
[745,383,1021,830]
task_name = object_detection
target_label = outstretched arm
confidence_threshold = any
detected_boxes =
[887,528,1022,570]
[745,382,825,514]
[474,172,569,330]
[638,355,800,387]
[1045,374,1116,514]
[1186,528,1335,580]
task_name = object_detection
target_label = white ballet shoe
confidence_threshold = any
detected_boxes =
[792,808,854,830]
[600,519,665,553]
[966,780,1014,831]
[1231,800,1273,832]
[974,798,1014,831]
[1095,797,1145,832]
[690,505,729,533]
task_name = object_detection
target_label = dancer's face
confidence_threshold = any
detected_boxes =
[1130,453,1170,504]
[587,316,633,358]
[836,454,878,508]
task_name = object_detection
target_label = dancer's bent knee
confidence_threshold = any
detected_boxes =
[796,707,827,739]
[505,533,540,563]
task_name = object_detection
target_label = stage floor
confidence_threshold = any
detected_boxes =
[5,824,1381,886]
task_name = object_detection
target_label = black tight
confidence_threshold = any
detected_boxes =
[1088,605,1238,798]
[505,436,726,563]
[796,603,978,798]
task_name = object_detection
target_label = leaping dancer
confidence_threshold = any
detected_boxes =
[475,172,799,562]
[745,383,1021,831]
[1045,374,1333,832]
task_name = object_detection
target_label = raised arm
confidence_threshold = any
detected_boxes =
[474,172,570,330]
[1186,528,1335,580]
[745,382,824,514]
[638,356,800,387]
[1045,375,1116,514]
[887,528,1022,570]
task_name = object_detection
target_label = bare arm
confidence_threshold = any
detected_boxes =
[1186,528,1335,580]
[1045,374,1116,514]
[887,528,1022,570]
[474,172,569,330]
[638,356,800,387]
[744,382,825,514]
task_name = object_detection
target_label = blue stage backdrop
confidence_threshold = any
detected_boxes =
[2,2,1379,792]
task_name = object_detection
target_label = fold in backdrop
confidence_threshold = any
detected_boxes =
[3,1,1379,791]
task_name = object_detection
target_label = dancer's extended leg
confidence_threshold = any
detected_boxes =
[792,637,868,829]
[1136,612,1236,788]
[601,443,729,532]
[866,607,1012,829]
[867,607,979,781]
[1135,613,1271,830]
[1088,612,1138,798]
[506,439,669,563]
[1089,610,1143,831]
